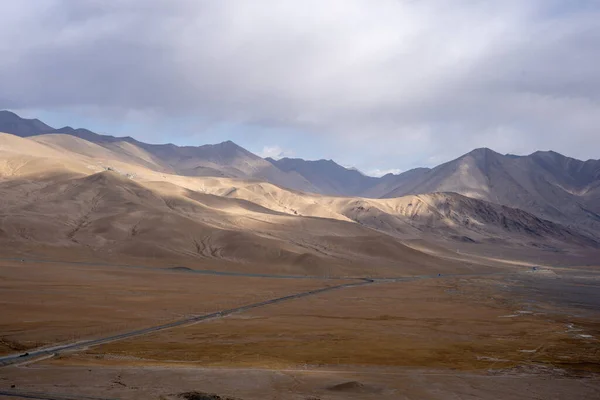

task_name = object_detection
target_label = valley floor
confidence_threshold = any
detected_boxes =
[1,251,599,399]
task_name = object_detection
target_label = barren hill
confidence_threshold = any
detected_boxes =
[1,109,599,272]
[3,111,598,235]
[0,111,317,192]
[0,133,452,276]
[381,148,600,233]
[190,177,598,249]
[267,157,378,196]
[0,110,53,137]
[1,131,597,276]
[43,129,318,193]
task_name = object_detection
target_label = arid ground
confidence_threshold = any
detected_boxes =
[1,253,599,400]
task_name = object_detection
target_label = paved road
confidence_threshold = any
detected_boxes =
[0,279,373,368]
[0,255,514,369]
[0,389,118,400]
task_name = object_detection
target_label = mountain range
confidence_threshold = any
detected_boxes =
[270,149,600,236]
[0,109,598,273]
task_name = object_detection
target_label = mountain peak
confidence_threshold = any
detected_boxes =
[315,158,339,166]
[57,126,75,132]
[267,156,378,196]
[530,150,562,158]
[0,110,18,117]
[275,157,349,170]
[467,147,500,157]
[0,110,54,137]
[204,140,247,154]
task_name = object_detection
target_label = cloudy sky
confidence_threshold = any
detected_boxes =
[1,1,599,176]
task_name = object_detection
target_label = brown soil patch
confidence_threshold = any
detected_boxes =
[327,381,381,393]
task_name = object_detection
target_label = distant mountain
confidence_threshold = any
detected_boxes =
[265,156,439,199]
[267,157,379,196]
[263,145,600,235]
[138,140,317,192]
[0,111,316,193]
[360,167,431,198]
[381,148,600,232]
[2,110,599,234]
[1,125,599,272]
[0,110,53,137]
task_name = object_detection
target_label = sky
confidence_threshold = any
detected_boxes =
[1,1,599,176]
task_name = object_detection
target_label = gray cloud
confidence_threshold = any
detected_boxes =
[1,0,599,169]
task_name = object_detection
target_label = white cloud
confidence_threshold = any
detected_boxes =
[0,1,599,169]
[259,145,293,160]
[367,168,403,178]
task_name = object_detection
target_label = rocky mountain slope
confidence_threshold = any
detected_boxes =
[194,177,599,249]
[1,131,596,275]
[0,111,317,193]
[270,147,600,236]
[1,110,598,241]
[0,133,472,276]
[381,148,600,233]
[268,148,600,234]
[0,110,53,137]
[267,157,378,197]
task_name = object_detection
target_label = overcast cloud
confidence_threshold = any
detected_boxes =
[1,0,599,173]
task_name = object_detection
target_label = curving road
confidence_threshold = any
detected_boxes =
[0,255,512,369]
[0,278,374,368]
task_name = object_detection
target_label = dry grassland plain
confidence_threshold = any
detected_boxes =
[1,256,599,399]
[0,259,339,356]
[59,273,600,372]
